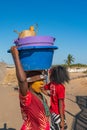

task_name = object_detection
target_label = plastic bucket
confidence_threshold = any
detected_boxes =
[14,36,55,47]
[18,46,58,71]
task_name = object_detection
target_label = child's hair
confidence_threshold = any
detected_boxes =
[49,65,70,84]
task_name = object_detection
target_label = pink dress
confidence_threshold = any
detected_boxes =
[19,91,50,130]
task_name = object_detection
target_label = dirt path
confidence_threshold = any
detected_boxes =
[0,65,87,130]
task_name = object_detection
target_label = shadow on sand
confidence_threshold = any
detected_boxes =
[72,96,87,130]
[66,96,87,130]
[0,123,16,130]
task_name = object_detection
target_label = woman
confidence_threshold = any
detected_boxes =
[10,46,50,130]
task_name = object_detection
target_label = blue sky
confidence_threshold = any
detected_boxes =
[0,0,87,65]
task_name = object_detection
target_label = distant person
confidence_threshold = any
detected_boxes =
[10,46,50,130]
[41,65,70,130]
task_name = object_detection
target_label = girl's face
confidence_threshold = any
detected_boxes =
[31,80,45,93]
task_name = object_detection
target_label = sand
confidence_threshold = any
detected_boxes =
[0,64,87,130]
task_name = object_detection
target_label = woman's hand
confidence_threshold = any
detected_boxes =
[10,46,19,56]
[60,120,64,130]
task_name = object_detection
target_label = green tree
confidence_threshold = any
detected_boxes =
[65,54,75,67]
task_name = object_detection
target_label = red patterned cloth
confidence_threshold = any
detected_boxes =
[19,91,50,130]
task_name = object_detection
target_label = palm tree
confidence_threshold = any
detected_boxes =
[65,54,75,67]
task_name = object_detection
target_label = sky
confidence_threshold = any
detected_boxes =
[0,0,87,65]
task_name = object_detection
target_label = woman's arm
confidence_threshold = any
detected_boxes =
[10,46,28,96]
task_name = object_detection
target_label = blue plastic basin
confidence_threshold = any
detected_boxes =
[18,46,58,71]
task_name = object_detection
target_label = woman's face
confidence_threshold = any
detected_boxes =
[31,80,45,93]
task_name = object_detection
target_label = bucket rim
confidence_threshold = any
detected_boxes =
[7,46,58,53]
[18,46,58,51]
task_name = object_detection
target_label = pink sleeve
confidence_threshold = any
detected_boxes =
[19,91,31,106]
[57,84,65,99]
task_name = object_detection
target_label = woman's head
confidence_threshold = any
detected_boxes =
[25,71,42,78]
[49,65,70,84]
[25,70,46,93]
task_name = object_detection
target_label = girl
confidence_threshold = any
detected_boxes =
[10,46,50,130]
[42,66,70,130]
